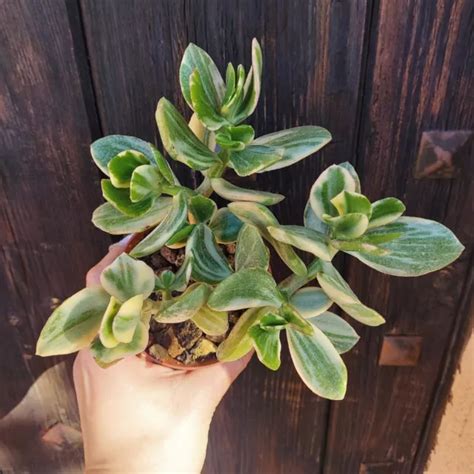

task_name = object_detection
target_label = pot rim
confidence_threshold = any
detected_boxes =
[126,232,219,371]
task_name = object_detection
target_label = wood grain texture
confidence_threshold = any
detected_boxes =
[323,1,474,473]
[80,1,369,472]
[0,0,109,470]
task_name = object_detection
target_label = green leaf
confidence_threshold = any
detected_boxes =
[112,294,143,343]
[221,64,246,118]
[222,63,236,104]
[91,135,157,176]
[130,192,188,258]
[209,207,243,243]
[211,178,284,205]
[108,150,149,188]
[156,98,220,170]
[280,304,314,335]
[228,202,307,276]
[100,253,155,302]
[217,307,265,361]
[229,145,283,176]
[278,259,322,297]
[186,224,233,284]
[150,144,180,185]
[316,261,385,326]
[368,197,406,229]
[208,268,283,311]
[258,312,288,330]
[99,296,121,348]
[339,162,361,192]
[348,217,464,276]
[289,287,333,318]
[235,224,270,271]
[91,321,149,366]
[188,195,217,223]
[190,69,228,130]
[192,306,229,336]
[249,325,281,371]
[92,198,172,235]
[287,326,347,400]
[166,224,195,247]
[304,200,329,235]
[226,125,255,144]
[179,43,225,110]
[101,179,154,217]
[309,312,359,354]
[215,131,246,151]
[36,287,110,356]
[232,38,263,123]
[267,225,331,261]
[254,126,332,172]
[130,165,162,202]
[310,164,358,219]
[331,191,371,217]
[323,213,369,240]
[155,283,211,323]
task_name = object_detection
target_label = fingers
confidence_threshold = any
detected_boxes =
[86,235,132,287]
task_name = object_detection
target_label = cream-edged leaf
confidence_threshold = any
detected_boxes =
[112,294,144,343]
[290,287,333,318]
[249,325,281,371]
[130,165,162,202]
[210,178,284,205]
[229,145,283,176]
[36,287,110,356]
[100,254,155,302]
[192,306,229,336]
[368,198,406,229]
[99,296,121,348]
[101,179,154,217]
[235,224,270,271]
[209,207,244,243]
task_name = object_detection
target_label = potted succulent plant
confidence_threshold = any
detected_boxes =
[36,39,463,400]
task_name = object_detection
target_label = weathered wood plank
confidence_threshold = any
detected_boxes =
[0,0,109,470]
[80,0,369,472]
[323,1,474,472]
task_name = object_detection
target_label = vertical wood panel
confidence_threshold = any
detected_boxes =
[80,1,369,472]
[0,0,109,470]
[323,1,473,472]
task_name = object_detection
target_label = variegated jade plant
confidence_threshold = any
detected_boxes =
[36,39,464,400]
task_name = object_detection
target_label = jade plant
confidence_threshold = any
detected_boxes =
[36,39,463,400]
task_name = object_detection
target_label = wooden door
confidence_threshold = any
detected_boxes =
[1,1,472,472]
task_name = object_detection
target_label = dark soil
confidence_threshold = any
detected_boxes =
[140,243,239,366]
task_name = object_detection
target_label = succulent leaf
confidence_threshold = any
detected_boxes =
[228,202,307,276]
[254,126,332,172]
[249,324,282,371]
[348,217,465,277]
[211,178,284,205]
[331,191,371,217]
[101,179,154,217]
[368,197,406,229]
[323,213,369,240]
[112,294,144,343]
[208,268,283,311]
[130,192,188,258]
[100,254,155,302]
[222,63,236,104]
[235,224,270,271]
[209,207,244,243]
[130,165,163,202]
[156,98,220,170]
[287,325,347,400]
[188,195,217,224]
[192,306,229,336]
[107,150,149,189]
[289,287,333,318]
[36,287,110,356]
[99,296,121,348]
[280,304,314,335]
[186,224,233,284]
[309,312,360,354]
[229,145,283,176]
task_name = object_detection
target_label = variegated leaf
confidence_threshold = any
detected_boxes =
[179,42,225,110]
[289,287,333,318]
[267,225,331,261]
[235,224,270,271]
[280,304,314,335]
[217,307,266,361]
[309,312,360,354]
[316,261,385,326]
[156,98,220,170]
[208,268,283,311]
[100,253,155,302]
[186,224,233,284]
[310,164,358,219]
[209,207,243,243]
[287,326,347,400]
[101,179,154,217]
[192,306,229,336]
[254,126,332,172]
[107,150,149,189]
[112,294,144,343]
[229,145,283,176]
[348,217,464,276]
[99,296,121,348]
[211,178,284,205]
[323,213,369,240]
[36,287,110,356]
[331,191,371,217]
[130,192,188,258]
[249,324,281,371]
[130,165,162,202]
[188,195,217,224]
[92,198,172,235]
[228,202,307,276]
[91,321,149,366]
[155,283,211,323]
[368,197,406,229]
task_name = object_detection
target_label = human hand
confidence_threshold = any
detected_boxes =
[73,238,252,473]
